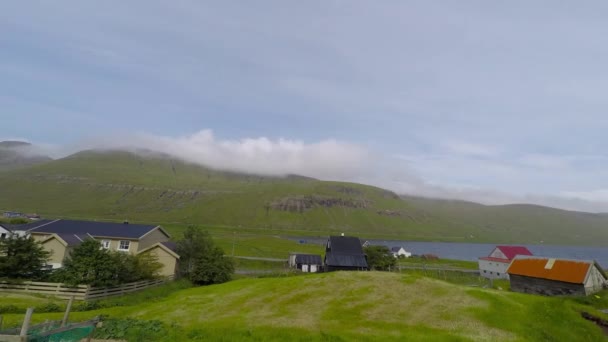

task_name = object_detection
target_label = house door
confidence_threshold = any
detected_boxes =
[302,264,309,272]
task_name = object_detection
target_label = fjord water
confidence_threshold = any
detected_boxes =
[295,237,608,266]
[373,240,608,266]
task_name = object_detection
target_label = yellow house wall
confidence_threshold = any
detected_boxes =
[42,238,67,265]
[31,233,51,243]
[142,247,178,277]
[137,228,170,252]
[97,238,139,254]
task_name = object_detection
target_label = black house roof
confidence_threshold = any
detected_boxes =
[26,219,163,239]
[294,254,322,265]
[4,219,53,231]
[327,236,364,254]
[325,236,368,268]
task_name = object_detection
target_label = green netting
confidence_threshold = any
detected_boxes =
[0,321,95,342]
[29,326,95,342]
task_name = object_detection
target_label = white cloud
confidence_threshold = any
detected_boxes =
[64,130,373,181]
[24,130,608,213]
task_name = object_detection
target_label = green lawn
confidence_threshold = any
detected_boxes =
[1,272,606,341]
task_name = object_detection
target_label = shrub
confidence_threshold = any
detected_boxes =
[52,239,162,286]
[93,318,167,341]
[364,245,397,271]
[36,302,62,313]
[176,226,234,285]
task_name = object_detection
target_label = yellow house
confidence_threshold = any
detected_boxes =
[26,219,179,277]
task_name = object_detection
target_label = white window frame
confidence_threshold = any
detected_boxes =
[101,240,111,249]
[118,240,131,252]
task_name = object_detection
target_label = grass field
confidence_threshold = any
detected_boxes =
[2,150,608,245]
[398,257,479,270]
[1,272,607,341]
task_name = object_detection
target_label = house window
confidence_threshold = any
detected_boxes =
[0,233,5,239]
[118,240,130,251]
[101,240,110,249]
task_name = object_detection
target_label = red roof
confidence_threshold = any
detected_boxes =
[496,246,533,260]
[507,257,597,284]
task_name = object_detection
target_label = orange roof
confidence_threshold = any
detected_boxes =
[507,258,594,284]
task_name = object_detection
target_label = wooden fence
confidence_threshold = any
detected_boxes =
[0,276,173,301]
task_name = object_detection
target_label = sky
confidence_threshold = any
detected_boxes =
[3,1,608,212]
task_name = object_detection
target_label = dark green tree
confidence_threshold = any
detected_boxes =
[52,239,119,287]
[53,239,163,286]
[364,245,397,271]
[113,252,163,283]
[0,234,50,280]
[176,226,234,285]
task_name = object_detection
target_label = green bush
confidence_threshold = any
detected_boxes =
[93,318,167,341]
[35,302,62,313]
[176,226,234,285]
[0,304,20,314]
[51,239,162,287]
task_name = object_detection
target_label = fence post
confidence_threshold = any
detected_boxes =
[20,307,34,342]
[61,296,75,327]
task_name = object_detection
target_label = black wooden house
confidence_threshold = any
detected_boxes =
[324,235,368,271]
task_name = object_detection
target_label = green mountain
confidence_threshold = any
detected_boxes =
[0,149,606,245]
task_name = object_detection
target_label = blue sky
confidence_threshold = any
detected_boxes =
[3,1,608,211]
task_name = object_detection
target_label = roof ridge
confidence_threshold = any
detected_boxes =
[513,255,596,264]
[27,219,61,232]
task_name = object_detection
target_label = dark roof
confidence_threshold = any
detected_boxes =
[161,241,178,252]
[391,246,403,252]
[294,254,322,265]
[55,233,90,247]
[325,253,368,268]
[325,236,368,268]
[28,219,161,239]
[327,236,364,254]
[4,219,53,231]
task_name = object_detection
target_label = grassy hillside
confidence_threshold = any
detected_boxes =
[2,272,607,341]
[0,149,607,245]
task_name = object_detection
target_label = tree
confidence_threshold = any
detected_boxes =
[176,226,234,285]
[53,239,163,287]
[114,252,163,283]
[0,233,50,280]
[53,239,119,287]
[364,245,397,271]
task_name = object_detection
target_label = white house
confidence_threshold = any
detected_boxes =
[0,221,39,238]
[0,224,10,240]
[478,245,533,280]
[390,246,412,258]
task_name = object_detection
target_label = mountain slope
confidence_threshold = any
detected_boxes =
[0,149,607,245]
